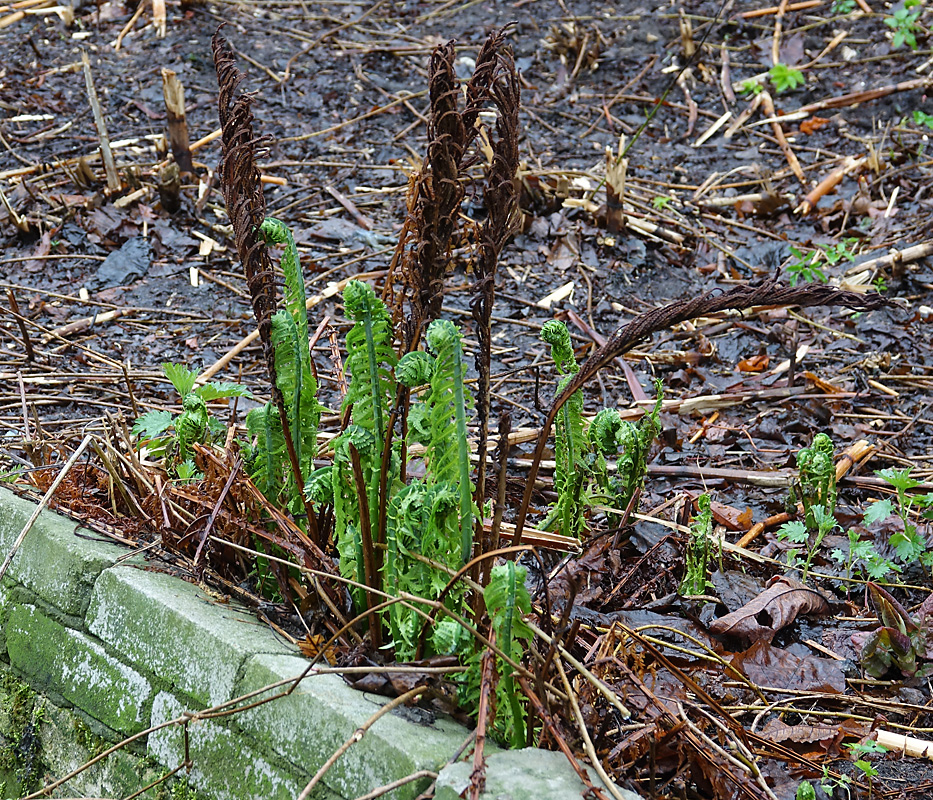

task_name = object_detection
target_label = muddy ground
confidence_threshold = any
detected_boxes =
[2,0,933,798]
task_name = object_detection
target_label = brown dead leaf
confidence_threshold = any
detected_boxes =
[737,354,769,372]
[761,718,842,745]
[709,576,832,643]
[799,116,830,135]
[704,496,754,531]
[732,641,845,693]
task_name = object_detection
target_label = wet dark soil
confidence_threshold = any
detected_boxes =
[2,1,933,799]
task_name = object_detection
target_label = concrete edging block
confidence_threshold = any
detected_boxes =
[0,489,126,617]
[436,749,644,800]
[234,653,469,800]
[148,691,319,800]
[6,604,152,734]
[86,566,293,707]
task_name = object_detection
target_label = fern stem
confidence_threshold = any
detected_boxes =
[348,442,382,649]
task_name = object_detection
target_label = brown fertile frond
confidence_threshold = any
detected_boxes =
[212,30,321,546]
[470,46,521,514]
[406,29,512,334]
[211,31,276,373]
[462,25,509,129]
[512,277,894,544]
[408,42,466,325]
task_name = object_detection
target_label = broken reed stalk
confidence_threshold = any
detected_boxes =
[81,51,121,193]
[511,277,894,544]
[470,47,520,573]
[211,31,320,545]
[161,68,194,175]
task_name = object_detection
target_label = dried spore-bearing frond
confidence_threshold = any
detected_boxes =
[211,31,276,367]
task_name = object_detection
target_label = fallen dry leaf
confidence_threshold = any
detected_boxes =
[709,575,832,642]
[799,116,830,135]
[731,640,845,693]
[737,354,769,373]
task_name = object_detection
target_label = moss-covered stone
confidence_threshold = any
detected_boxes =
[0,488,125,617]
[234,654,466,800]
[147,692,324,800]
[6,605,152,734]
[0,667,46,798]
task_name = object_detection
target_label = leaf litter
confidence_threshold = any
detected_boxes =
[1,1,933,799]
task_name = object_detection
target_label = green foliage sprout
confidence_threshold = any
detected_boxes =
[885,0,923,50]
[769,63,805,94]
[133,362,251,479]
[778,433,839,581]
[540,320,587,538]
[680,493,714,596]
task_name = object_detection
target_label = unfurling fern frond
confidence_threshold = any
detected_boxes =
[423,319,475,564]
[540,320,586,537]
[480,562,532,747]
[247,217,320,516]
[342,281,397,451]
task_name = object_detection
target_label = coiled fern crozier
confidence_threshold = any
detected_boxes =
[540,320,587,537]
[246,218,320,517]
[541,320,663,535]
[588,379,663,516]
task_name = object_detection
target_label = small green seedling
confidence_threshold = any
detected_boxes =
[831,0,856,13]
[740,78,764,97]
[651,195,672,211]
[913,110,933,130]
[785,239,857,285]
[863,467,933,576]
[133,363,251,479]
[830,529,901,582]
[885,0,923,50]
[795,781,816,800]
[769,63,805,94]
[680,493,714,596]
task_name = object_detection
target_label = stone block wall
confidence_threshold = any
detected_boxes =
[0,487,637,800]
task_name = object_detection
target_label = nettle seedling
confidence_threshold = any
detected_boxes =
[785,238,858,286]
[769,63,805,94]
[862,467,933,577]
[133,363,251,480]
[885,0,924,49]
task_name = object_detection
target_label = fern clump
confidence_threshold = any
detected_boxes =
[589,379,664,516]
[540,320,663,536]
